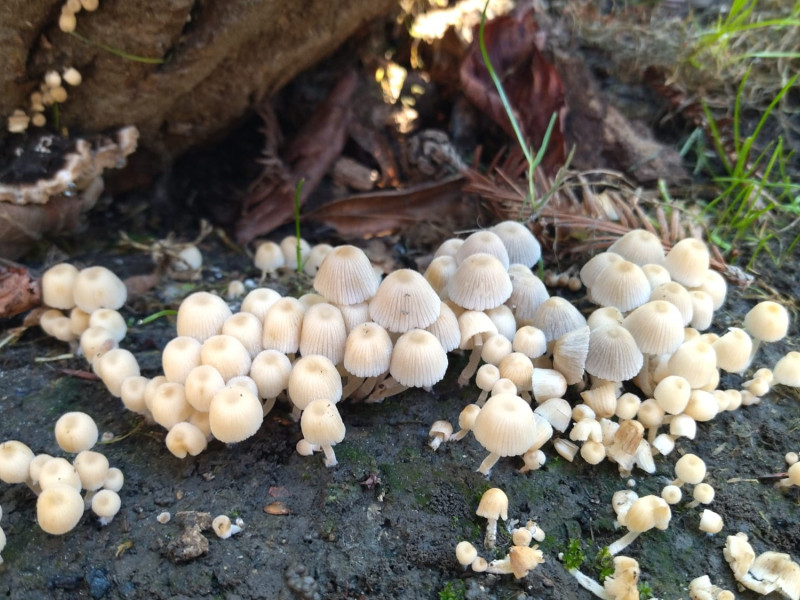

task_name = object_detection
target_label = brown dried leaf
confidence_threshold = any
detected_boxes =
[460,10,566,173]
[263,501,290,515]
[0,263,40,318]
[302,175,465,237]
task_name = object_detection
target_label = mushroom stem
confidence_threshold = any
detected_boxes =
[290,405,302,422]
[262,397,277,416]
[476,389,489,406]
[367,377,408,402]
[449,429,469,442]
[484,555,513,575]
[746,339,762,370]
[322,444,338,468]
[458,336,484,387]
[477,451,501,476]
[351,375,380,401]
[484,517,499,549]
[341,376,366,400]
[606,530,641,556]
[567,568,611,599]
[429,435,446,451]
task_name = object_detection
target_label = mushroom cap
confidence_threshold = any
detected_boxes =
[458,310,498,349]
[176,291,232,342]
[287,355,342,410]
[744,300,790,343]
[222,312,264,358]
[724,532,756,580]
[481,334,512,366]
[506,272,549,326]
[552,326,590,385]
[580,252,624,289]
[161,336,202,384]
[585,325,643,382]
[79,325,118,365]
[423,255,458,299]
[165,422,208,458]
[88,308,127,342]
[240,287,281,321]
[54,411,98,453]
[473,393,540,457]
[589,259,651,312]
[97,348,141,397]
[456,540,479,566]
[300,399,346,446]
[689,269,727,311]
[304,243,334,277]
[38,457,81,491]
[490,221,541,267]
[389,329,448,388]
[448,253,513,311]
[184,365,226,411]
[42,263,79,309]
[200,334,252,382]
[0,440,35,484]
[498,352,534,392]
[313,245,378,305]
[91,489,122,522]
[37,484,85,535]
[512,326,547,359]
[608,229,666,266]
[476,487,509,520]
[73,266,127,313]
[254,240,285,274]
[774,351,800,387]
[369,269,440,332]
[299,302,348,364]
[208,387,264,443]
[622,300,685,355]
[262,296,305,354]
[649,281,694,326]
[455,230,510,269]
[424,301,461,352]
[509,545,544,578]
[250,350,293,399]
[712,328,753,373]
[653,375,691,415]
[150,383,193,430]
[622,495,671,532]
[279,236,311,269]
[343,322,393,377]
[532,297,587,342]
[667,340,717,388]
[72,449,109,491]
[675,453,706,485]
[665,238,710,287]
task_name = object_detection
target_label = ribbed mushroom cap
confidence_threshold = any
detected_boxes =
[37,484,84,535]
[300,399,346,446]
[369,269,440,332]
[552,326,590,385]
[73,266,127,313]
[425,301,461,352]
[287,355,342,410]
[250,350,293,399]
[201,334,252,382]
[240,287,281,322]
[622,300,685,355]
[389,329,448,387]
[712,328,753,373]
[689,291,715,331]
[222,312,263,358]
[774,351,800,387]
[313,245,378,305]
[589,260,651,312]
[344,322,393,377]
[580,252,624,289]
[490,220,541,267]
[299,302,347,364]
[506,272,549,327]
[55,411,98,453]
[472,393,539,457]
[261,297,305,354]
[42,263,79,309]
[150,383,193,430]
[455,231,510,269]
[476,487,509,520]
[208,387,264,443]
[744,301,790,342]
[176,291,232,342]
[458,310,498,349]
[667,340,717,388]
[423,255,458,299]
[532,297,587,342]
[512,325,547,359]
[608,229,666,266]
[434,237,464,259]
[449,253,513,311]
[649,282,693,326]
[689,269,727,311]
[498,352,534,392]
[641,264,672,290]
[585,325,643,382]
[587,306,624,331]
[665,238,710,287]
[165,422,208,458]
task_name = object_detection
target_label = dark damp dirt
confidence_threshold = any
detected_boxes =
[1,223,799,600]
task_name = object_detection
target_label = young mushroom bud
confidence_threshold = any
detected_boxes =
[428,420,452,451]
[455,540,478,568]
[55,412,98,453]
[37,484,85,534]
[300,399,346,468]
[91,489,121,525]
[476,487,508,549]
[212,515,242,539]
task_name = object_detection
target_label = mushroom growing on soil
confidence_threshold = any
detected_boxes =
[472,393,541,475]
[606,494,671,555]
[485,545,545,578]
[37,484,85,535]
[476,487,508,549]
[300,399,346,467]
[212,515,243,539]
[54,412,98,453]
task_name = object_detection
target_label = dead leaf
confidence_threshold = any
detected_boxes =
[263,501,290,515]
[302,175,466,237]
[0,262,41,318]
[460,9,566,174]
[235,71,358,244]
[268,486,290,498]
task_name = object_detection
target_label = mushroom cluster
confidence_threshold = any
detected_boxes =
[0,411,124,539]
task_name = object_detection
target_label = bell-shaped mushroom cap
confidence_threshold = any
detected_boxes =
[313,245,378,305]
[279,236,311,270]
[532,297,587,342]
[222,312,263,358]
[689,291,715,331]
[150,383,193,430]
[641,263,672,290]
[287,354,342,411]
[55,411,98,453]
[608,229,666,266]
[580,252,624,289]
[262,297,305,354]
[653,375,691,415]
[622,495,671,532]
[200,334,252,382]
[253,240,285,275]
[434,237,464,259]
[473,393,540,457]
[73,449,109,491]
[456,541,479,566]
[476,487,509,521]
[585,325,643,382]
[744,300,790,343]
[774,351,800,387]
[424,255,458,300]
[300,399,346,446]
[490,221,541,267]
[42,263,79,309]
[552,326,590,385]
[675,453,706,485]
[37,484,84,535]
[389,329,448,387]
[369,269,440,332]
[240,287,281,322]
[665,238,710,287]
[87,309,126,342]
[176,291,232,342]
[91,489,122,524]
[667,340,717,388]
[304,244,334,277]
[482,334,513,366]
[588,306,624,331]
[165,422,208,458]
[449,253,513,311]
[162,336,202,384]
[712,327,753,373]
[649,282,694,326]
[299,302,347,364]
[458,310,498,349]
[208,387,264,443]
[184,365,226,411]
[513,325,547,359]
[73,266,127,313]
[249,350,293,399]
[455,230,510,269]
[589,260,651,312]
[498,352,534,392]
[425,301,461,352]
[97,348,141,398]
[0,440,34,484]
[344,322,393,377]
[622,300,685,355]
[506,272,549,327]
[689,269,727,311]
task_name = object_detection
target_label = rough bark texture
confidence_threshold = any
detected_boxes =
[0,0,395,163]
